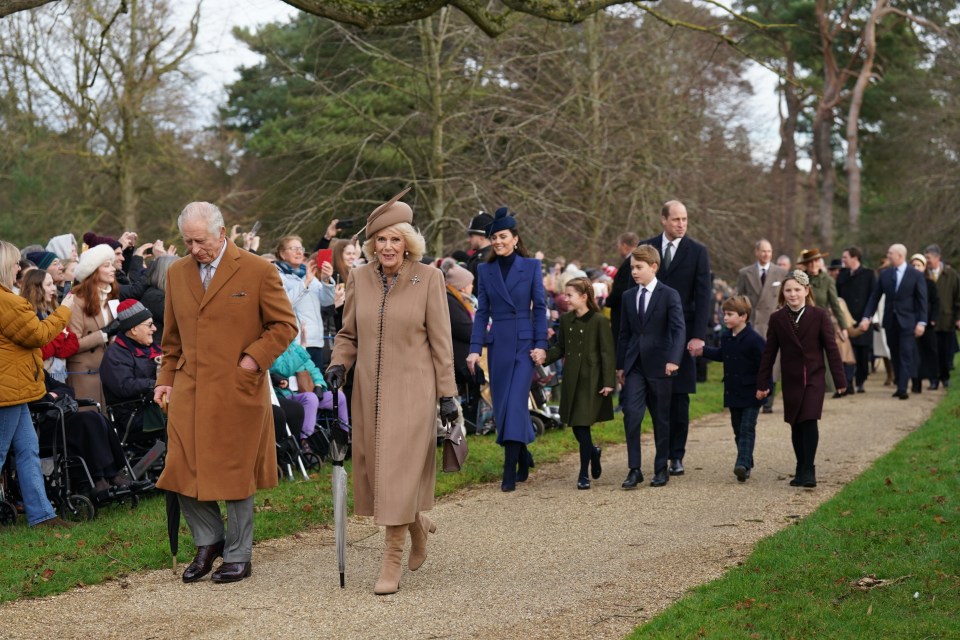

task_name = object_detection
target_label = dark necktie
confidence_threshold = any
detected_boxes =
[760,268,767,287]
[637,287,647,326]
[202,264,213,290]
[662,243,673,271]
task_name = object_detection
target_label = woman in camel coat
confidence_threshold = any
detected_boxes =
[328,190,457,596]
[63,244,118,408]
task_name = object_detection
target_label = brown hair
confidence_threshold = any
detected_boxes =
[777,273,815,308]
[484,229,530,262]
[630,245,660,267]
[19,269,56,315]
[564,277,600,313]
[72,273,118,318]
[721,294,752,319]
[330,238,355,283]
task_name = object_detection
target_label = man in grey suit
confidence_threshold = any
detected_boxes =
[736,239,787,413]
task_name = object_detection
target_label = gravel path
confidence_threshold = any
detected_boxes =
[0,379,939,640]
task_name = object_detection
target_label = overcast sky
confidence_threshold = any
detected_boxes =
[175,0,780,161]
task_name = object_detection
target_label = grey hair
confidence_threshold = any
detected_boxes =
[178,202,225,235]
[924,244,942,257]
[755,238,772,251]
[889,243,907,259]
[361,222,426,264]
[0,240,21,289]
[145,254,177,291]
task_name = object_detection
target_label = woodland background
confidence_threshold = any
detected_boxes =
[0,0,957,279]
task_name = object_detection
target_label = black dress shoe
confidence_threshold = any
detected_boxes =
[668,460,684,476]
[761,406,773,414]
[894,390,909,400]
[650,471,669,487]
[831,391,843,399]
[590,447,602,480]
[621,468,642,489]
[856,387,865,393]
[211,561,252,583]
[928,382,939,391]
[577,476,590,490]
[734,465,748,482]
[182,541,225,583]
[501,482,515,492]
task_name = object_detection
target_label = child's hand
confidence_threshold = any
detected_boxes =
[756,389,770,400]
[279,380,288,389]
[599,386,614,397]
[665,362,679,376]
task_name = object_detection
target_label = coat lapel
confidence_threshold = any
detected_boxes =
[488,260,517,310]
[745,267,761,296]
[199,242,240,309]
[643,285,663,328]
[504,257,527,296]
[663,237,688,275]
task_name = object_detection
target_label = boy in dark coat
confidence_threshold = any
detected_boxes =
[698,295,767,482]
[616,245,686,488]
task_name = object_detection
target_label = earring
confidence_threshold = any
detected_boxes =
[404,251,409,256]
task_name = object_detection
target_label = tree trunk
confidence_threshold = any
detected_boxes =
[773,52,801,256]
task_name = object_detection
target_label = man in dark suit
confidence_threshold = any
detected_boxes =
[837,246,877,393]
[640,201,712,475]
[608,232,640,350]
[616,245,686,488]
[859,243,928,399]
[924,244,960,389]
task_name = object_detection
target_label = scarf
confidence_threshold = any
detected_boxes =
[114,334,162,360]
[446,284,474,318]
[786,305,805,334]
[277,260,307,279]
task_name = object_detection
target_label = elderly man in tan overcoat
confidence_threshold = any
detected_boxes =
[154,202,296,584]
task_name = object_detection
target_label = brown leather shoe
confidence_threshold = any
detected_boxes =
[211,562,252,583]
[35,517,76,529]
[182,541,225,583]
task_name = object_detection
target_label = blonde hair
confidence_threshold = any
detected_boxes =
[0,240,21,289]
[362,222,426,264]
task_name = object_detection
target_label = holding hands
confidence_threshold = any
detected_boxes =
[529,348,546,365]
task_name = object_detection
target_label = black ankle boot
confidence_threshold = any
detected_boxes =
[517,446,534,482]
[502,444,519,491]
[789,463,802,487]
[800,465,817,488]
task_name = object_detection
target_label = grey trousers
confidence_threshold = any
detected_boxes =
[178,494,254,563]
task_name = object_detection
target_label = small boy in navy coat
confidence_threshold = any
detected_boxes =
[698,295,767,482]
[616,245,686,488]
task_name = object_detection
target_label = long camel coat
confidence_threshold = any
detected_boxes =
[330,260,456,526]
[63,293,114,409]
[155,241,297,501]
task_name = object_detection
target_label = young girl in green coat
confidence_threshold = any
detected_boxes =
[537,277,617,489]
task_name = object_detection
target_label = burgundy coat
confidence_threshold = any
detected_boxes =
[757,306,845,425]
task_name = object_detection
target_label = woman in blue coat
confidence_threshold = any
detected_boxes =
[466,208,548,492]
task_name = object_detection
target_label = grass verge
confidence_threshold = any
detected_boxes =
[630,381,960,639]
[0,367,723,604]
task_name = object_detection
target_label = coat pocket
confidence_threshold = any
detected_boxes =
[236,366,263,395]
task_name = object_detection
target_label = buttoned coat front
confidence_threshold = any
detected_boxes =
[469,257,549,444]
[155,241,297,501]
[544,310,616,427]
[757,306,846,425]
[330,261,456,526]
[63,294,114,408]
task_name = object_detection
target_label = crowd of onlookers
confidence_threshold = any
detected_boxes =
[3,208,957,526]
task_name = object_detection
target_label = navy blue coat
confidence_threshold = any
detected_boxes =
[616,282,686,378]
[470,256,548,444]
[863,265,928,331]
[702,324,766,408]
[640,234,712,393]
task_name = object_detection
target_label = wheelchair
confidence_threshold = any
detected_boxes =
[105,394,167,483]
[29,399,143,521]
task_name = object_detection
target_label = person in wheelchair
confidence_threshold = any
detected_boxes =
[270,339,348,453]
[100,300,163,441]
[33,377,151,499]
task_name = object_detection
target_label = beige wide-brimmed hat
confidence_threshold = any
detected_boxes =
[796,248,828,265]
[360,187,413,238]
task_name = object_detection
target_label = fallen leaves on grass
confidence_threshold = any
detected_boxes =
[850,574,912,590]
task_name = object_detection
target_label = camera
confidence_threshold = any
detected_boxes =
[335,219,354,229]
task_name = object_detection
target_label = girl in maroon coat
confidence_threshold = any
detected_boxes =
[757,271,846,488]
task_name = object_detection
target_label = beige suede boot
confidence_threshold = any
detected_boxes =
[408,512,437,571]
[374,525,407,595]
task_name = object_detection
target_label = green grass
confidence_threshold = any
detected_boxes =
[0,366,723,604]
[631,381,960,639]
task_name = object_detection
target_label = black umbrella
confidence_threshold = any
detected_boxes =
[328,382,351,588]
[166,490,180,571]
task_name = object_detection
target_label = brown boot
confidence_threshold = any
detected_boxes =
[374,525,407,595]
[408,512,437,571]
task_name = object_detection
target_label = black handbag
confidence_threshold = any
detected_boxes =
[437,400,468,473]
[43,394,79,423]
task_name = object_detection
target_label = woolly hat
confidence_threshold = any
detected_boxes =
[26,251,58,270]
[83,231,121,250]
[485,207,516,238]
[441,257,474,290]
[74,244,116,283]
[116,299,153,333]
[910,253,927,267]
[363,187,413,238]
[467,211,494,236]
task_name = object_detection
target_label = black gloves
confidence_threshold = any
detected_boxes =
[439,396,459,425]
[325,364,346,390]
